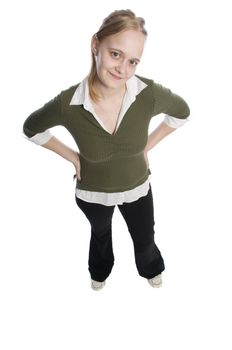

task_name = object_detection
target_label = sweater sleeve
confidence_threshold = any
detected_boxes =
[152,81,190,126]
[23,93,63,145]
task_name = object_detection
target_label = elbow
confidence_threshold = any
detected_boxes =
[178,103,190,120]
[23,117,35,138]
[183,104,190,118]
[23,123,31,138]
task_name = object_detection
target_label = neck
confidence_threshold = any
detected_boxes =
[93,78,126,101]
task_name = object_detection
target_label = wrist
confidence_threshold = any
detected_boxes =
[144,147,149,153]
[69,150,80,165]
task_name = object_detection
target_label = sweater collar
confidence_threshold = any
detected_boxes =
[69,75,147,107]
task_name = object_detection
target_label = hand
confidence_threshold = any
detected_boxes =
[144,150,149,169]
[72,152,81,181]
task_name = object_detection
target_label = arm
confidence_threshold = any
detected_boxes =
[144,82,191,167]
[42,136,81,180]
[144,122,176,167]
[23,94,81,181]
[145,121,176,153]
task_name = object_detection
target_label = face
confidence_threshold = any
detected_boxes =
[92,29,146,91]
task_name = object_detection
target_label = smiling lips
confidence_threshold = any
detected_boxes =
[109,72,123,80]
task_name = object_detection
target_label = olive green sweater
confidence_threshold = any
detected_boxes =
[23,75,190,193]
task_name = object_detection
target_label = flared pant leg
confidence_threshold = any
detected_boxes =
[117,184,165,279]
[75,196,115,282]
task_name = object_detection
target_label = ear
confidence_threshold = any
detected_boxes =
[91,34,99,56]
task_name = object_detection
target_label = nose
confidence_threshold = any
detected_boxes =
[115,59,127,75]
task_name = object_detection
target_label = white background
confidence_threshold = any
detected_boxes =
[1,0,231,349]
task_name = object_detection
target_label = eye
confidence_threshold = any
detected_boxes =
[111,51,120,59]
[130,60,138,66]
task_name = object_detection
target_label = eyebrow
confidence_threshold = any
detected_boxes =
[109,48,140,62]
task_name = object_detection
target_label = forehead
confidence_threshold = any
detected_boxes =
[101,30,146,58]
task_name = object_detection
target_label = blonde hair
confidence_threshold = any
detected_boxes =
[88,9,148,102]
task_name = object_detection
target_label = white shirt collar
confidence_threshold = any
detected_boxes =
[69,75,147,107]
[69,75,148,134]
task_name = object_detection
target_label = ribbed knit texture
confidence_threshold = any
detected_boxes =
[23,75,190,193]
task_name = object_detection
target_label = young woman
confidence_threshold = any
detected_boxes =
[23,9,190,291]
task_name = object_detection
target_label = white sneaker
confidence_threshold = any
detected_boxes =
[147,274,162,288]
[91,279,106,291]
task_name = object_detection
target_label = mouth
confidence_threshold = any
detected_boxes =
[109,72,123,80]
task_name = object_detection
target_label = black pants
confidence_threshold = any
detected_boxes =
[75,184,165,282]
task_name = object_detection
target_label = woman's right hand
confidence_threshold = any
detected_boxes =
[73,152,81,181]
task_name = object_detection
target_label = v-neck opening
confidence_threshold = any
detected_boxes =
[89,89,127,137]
[97,117,121,137]
[71,75,148,137]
